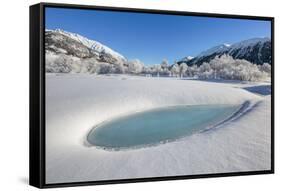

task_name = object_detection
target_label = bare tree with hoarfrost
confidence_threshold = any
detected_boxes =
[46,53,81,73]
[128,59,144,74]
[98,62,112,74]
[143,66,153,75]
[171,63,180,77]
[79,58,97,74]
[185,65,198,77]
[154,64,162,77]
[161,59,169,69]
[160,59,170,76]
[198,62,213,79]
[111,62,125,74]
[179,63,188,78]
[195,54,269,81]
[259,63,271,75]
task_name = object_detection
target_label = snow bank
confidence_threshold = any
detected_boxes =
[45,74,270,183]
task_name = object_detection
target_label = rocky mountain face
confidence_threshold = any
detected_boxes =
[45,29,127,65]
[178,38,271,66]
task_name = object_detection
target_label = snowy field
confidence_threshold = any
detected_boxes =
[45,74,271,184]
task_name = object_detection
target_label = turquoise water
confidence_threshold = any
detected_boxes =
[87,104,240,150]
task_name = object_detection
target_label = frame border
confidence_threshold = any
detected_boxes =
[30,2,274,188]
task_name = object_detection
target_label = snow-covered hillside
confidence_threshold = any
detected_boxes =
[180,56,194,62]
[45,29,127,73]
[51,29,126,61]
[178,37,271,65]
[197,44,230,58]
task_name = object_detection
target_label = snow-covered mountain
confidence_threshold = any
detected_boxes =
[180,56,194,62]
[49,29,126,61]
[45,29,127,73]
[197,44,230,58]
[178,37,271,66]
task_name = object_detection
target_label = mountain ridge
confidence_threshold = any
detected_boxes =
[178,37,271,66]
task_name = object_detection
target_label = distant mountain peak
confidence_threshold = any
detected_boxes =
[178,37,271,66]
[229,37,270,50]
[197,44,230,58]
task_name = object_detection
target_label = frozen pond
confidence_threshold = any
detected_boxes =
[87,104,240,150]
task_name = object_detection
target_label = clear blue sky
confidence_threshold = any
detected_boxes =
[46,7,271,65]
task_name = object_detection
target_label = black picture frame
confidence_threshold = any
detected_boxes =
[30,2,275,189]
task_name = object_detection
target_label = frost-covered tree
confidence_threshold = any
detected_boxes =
[142,65,152,74]
[98,62,111,74]
[194,54,268,81]
[154,64,162,77]
[90,63,100,74]
[171,64,180,77]
[112,62,125,74]
[161,59,169,69]
[80,58,98,74]
[128,59,144,74]
[179,63,188,78]
[198,62,213,79]
[186,65,198,77]
[46,53,79,73]
[161,59,168,72]
[159,59,170,76]
[259,63,271,75]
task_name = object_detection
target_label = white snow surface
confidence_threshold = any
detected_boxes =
[46,74,271,183]
[50,29,126,61]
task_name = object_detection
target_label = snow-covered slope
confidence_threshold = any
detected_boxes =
[197,44,230,58]
[180,56,194,62]
[52,29,126,61]
[178,37,271,65]
[45,29,127,73]
[228,38,271,62]
[45,74,270,183]
[229,37,269,53]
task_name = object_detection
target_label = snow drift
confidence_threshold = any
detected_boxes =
[45,75,271,183]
